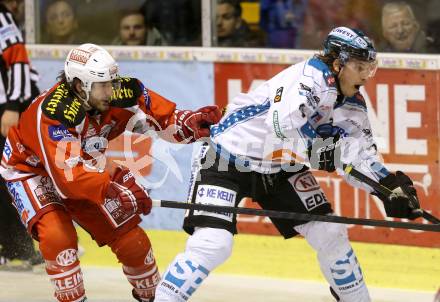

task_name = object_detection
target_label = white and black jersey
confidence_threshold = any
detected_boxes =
[0,4,31,110]
[210,57,388,190]
[183,57,389,237]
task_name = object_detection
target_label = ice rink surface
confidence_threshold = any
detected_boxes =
[0,267,435,302]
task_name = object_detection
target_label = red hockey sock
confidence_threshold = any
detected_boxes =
[109,226,160,300]
[36,210,86,302]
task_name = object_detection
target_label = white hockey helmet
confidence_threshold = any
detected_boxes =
[64,43,119,101]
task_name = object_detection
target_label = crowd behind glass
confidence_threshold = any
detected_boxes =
[33,0,440,53]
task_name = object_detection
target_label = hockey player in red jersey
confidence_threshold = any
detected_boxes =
[0,43,221,302]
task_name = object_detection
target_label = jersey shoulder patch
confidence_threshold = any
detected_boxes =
[110,77,142,108]
[42,83,86,128]
[307,57,336,88]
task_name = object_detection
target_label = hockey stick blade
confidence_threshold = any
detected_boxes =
[343,164,440,225]
[152,199,440,232]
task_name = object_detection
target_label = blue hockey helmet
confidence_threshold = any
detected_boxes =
[324,27,377,64]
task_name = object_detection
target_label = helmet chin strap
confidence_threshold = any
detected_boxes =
[73,85,93,111]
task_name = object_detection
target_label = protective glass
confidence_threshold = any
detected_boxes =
[345,58,378,79]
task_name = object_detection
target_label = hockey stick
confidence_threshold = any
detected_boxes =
[151,199,440,232]
[343,164,440,225]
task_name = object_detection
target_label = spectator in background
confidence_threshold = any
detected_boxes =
[42,0,91,44]
[426,19,440,53]
[299,0,343,49]
[141,0,201,46]
[112,10,167,46]
[343,0,382,45]
[300,0,382,50]
[379,2,430,53]
[216,0,262,47]
[260,0,307,49]
[426,0,440,53]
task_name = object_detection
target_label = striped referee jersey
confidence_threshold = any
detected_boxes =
[0,4,31,110]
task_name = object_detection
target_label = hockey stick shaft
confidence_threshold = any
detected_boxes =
[152,199,440,232]
[343,165,440,224]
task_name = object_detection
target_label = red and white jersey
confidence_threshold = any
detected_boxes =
[1,77,178,203]
[210,57,387,189]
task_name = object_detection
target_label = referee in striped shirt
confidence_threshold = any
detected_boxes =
[0,0,42,271]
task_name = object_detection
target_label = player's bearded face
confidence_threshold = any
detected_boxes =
[338,59,377,97]
[89,81,115,112]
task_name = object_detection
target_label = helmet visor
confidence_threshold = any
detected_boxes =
[345,58,378,79]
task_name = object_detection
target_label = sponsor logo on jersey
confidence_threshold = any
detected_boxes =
[323,70,336,87]
[145,248,155,265]
[69,49,92,65]
[25,155,40,167]
[6,182,25,214]
[299,83,320,109]
[194,185,236,221]
[303,192,327,210]
[51,270,84,291]
[56,249,78,266]
[143,87,151,109]
[63,99,82,124]
[197,186,235,203]
[133,270,160,292]
[299,83,312,92]
[273,110,287,140]
[111,86,135,100]
[274,86,284,103]
[291,171,320,192]
[34,176,61,205]
[82,136,108,154]
[3,139,12,161]
[45,84,69,115]
[331,248,364,290]
[49,125,74,141]
[288,172,328,211]
[16,142,25,153]
[163,259,210,300]
[5,182,35,225]
[310,111,323,123]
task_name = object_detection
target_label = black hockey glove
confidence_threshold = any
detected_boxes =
[307,135,341,172]
[377,171,422,220]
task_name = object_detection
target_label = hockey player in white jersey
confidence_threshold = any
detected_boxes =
[155,27,422,302]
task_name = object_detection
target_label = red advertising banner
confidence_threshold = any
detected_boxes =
[214,63,440,248]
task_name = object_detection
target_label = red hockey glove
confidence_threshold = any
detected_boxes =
[106,167,152,215]
[174,105,222,142]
